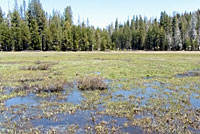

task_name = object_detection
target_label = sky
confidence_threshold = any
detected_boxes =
[0,0,200,28]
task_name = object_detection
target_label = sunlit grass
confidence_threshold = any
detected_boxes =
[0,52,200,133]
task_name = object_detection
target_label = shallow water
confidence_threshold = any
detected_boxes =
[190,93,200,108]
[66,90,84,104]
[176,69,200,78]
[5,94,39,107]
[32,110,143,133]
[1,80,200,133]
[111,81,200,109]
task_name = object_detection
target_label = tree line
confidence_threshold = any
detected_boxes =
[0,0,200,51]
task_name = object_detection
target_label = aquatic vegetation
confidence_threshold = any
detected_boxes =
[35,78,67,93]
[17,78,67,93]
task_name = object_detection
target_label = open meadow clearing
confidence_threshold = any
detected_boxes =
[0,52,200,133]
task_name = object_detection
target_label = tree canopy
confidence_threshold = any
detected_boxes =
[0,0,200,51]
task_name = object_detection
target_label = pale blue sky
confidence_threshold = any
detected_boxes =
[0,0,200,28]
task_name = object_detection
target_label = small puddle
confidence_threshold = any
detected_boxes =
[66,90,84,104]
[2,86,15,95]
[104,79,112,85]
[95,72,101,75]
[112,90,134,102]
[176,69,200,78]
[32,110,143,133]
[5,94,39,107]
[111,83,159,106]
[190,93,200,108]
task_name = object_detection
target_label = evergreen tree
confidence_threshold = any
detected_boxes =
[64,6,73,25]
[49,11,62,50]
[62,21,73,51]
[0,6,3,23]
[27,0,47,50]
[101,29,109,51]
[11,9,22,51]
[145,26,153,50]
[179,16,187,50]
[43,26,52,51]
[72,25,81,51]
[20,20,30,50]
[151,19,160,50]
[0,22,12,51]
[94,28,102,50]
[190,13,198,50]
[159,27,167,50]
[30,19,41,50]
[172,15,182,50]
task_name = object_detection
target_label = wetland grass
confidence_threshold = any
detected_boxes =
[77,75,107,91]
[17,78,67,93]
[0,52,200,133]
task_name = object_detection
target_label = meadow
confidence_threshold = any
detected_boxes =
[0,52,200,133]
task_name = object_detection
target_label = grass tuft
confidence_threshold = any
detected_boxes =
[77,75,107,91]
[17,78,67,93]
[20,64,51,71]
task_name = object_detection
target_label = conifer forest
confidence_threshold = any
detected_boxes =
[0,0,200,51]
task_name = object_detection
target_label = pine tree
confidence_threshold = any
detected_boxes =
[64,6,73,25]
[145,26,153,50]
[49,11,62,50]
[20,20,30,50]
[190,13,198,50]
[43,26,52,51]
[151,19,160,50]
[30,19,41,50]
[197,12,200,50]
[11,8,22,51]
[94,28,102,50]
[72,25,81,51]
[159,27,167,50]
[101,29,109,51]
[138,16,146,50]
[172,15,182,50]
[115,18,119,31]
[27,0,47,50]
[0,7,3,23]
[62,21,73,51]
[0,22,11,51]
